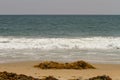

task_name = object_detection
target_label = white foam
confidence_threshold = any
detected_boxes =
[0,37,120,50]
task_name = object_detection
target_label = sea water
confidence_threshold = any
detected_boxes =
[0,15,120,64]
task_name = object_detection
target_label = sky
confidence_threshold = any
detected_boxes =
[0,0,120,15]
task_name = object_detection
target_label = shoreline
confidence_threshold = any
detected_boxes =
[0,61,120,80]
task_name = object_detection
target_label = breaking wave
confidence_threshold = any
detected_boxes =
[0,36,120,50]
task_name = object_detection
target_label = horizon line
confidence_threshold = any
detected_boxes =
[0,14,120,16]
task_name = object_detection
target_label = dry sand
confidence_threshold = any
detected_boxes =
[0,61,120,80]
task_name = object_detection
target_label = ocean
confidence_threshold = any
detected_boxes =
[0,15,120,64]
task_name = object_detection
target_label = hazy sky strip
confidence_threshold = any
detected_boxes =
[0,0,120,14]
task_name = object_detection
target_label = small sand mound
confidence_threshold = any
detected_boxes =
[34,61,95,69]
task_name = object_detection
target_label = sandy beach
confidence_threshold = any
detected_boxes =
[0,61,120,80]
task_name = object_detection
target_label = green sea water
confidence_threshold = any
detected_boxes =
[0,15,120,37]
[0,15,120,64]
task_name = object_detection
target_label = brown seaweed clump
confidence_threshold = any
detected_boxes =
[0,71,40,80]
[0,71,59,80]
[69,75,112,80]
[42,76,58,80]
[0,71,112,80]
[88,75,112,80]
[34,61,95,69]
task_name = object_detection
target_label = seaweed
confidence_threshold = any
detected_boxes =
[34,61,95,69]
